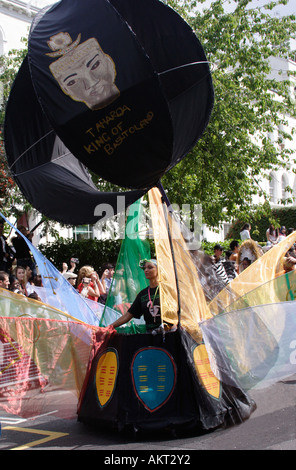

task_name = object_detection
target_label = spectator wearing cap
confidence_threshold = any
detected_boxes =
[63,271,78,288]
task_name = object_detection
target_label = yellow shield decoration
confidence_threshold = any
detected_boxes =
[95,348,118,408]
[193,344,220,399]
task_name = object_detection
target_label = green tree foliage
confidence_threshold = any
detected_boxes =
[0,131,15,203]
[163,0,296,227]
[39,237,122,274]
[0,38,27,123]
[0,39,27,215]
[227,205,296,240]
[38,234,227,269]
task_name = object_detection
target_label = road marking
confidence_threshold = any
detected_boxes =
[27,410,58,420]
[0,417,27,425]
[3,426,69,450]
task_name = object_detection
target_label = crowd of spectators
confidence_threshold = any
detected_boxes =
[208,223,296,288]
[0,219,115,305]
[1,218,296,305]
[60,261,115,304]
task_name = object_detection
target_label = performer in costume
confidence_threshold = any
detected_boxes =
[110,259,161,331]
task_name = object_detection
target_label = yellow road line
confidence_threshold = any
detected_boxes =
[3,426,69,450]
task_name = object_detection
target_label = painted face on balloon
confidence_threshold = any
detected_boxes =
[49,37,120,110]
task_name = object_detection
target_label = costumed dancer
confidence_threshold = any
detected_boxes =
[111,259,162,332]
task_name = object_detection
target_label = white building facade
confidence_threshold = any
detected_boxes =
[0,0,36,54]
[200,56,296,242]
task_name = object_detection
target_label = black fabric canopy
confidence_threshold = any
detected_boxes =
[4,0,214,225]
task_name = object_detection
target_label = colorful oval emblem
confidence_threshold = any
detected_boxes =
[193,343,220,399]
[131,347,176,412]
[95,348,118,408]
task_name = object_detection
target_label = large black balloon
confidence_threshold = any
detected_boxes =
[4,0,214,225]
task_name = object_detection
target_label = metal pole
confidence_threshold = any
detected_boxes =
[156,181,181,327]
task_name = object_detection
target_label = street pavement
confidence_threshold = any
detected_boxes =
[0,375,295,453]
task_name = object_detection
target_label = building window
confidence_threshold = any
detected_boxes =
[73,225,93,241]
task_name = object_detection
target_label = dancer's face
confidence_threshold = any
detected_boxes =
[144,262,158,281]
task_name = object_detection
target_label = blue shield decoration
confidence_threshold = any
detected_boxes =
[131,347,176,412]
